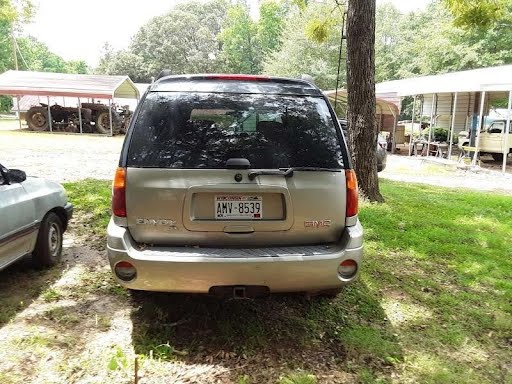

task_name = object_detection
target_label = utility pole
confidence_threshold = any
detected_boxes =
[12,26,22,130]
[11,27,18,70]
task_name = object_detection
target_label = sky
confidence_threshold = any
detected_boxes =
[23,0,431,68]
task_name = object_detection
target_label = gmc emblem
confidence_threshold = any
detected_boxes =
[304,220,332,228]
[136,218,177,228]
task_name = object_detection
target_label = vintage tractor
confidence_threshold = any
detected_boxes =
[25,102,132,134]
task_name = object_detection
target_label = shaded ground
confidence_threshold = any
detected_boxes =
[1,180,510,383]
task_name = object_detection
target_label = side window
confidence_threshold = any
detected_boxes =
[488,122,504,134]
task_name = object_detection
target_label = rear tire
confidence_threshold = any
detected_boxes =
[26,108,49,131]
[33,212,63,268]
[95,111,110,134]
[492,153,504,162]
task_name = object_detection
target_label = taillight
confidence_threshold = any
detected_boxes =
[204,74,271,81]
[345,169,358,218]
[112,167,126,217]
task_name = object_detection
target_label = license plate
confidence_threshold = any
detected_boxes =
[215,195,262,219]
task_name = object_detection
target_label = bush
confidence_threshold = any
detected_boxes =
[0,96,13,113]
[422,127,449,142]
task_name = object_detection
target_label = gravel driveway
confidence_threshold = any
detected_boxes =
[2,130,512,195]
[0,131,124,182]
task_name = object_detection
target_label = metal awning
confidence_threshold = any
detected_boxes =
[0,70,140,99]
[375,65,512,173]
[323,89,400,116]
[376,65,512,96]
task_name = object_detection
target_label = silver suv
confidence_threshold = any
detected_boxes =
[107,74,363,297]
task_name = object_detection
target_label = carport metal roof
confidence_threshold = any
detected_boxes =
[324,89,400,116]
[375,65,512,173]
[376,65,512,96]
[0,70,140,99]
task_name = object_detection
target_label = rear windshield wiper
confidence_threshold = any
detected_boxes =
[248,167,341,180]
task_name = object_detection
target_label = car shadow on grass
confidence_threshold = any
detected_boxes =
[130,281,403,382]
[0,256,66,326]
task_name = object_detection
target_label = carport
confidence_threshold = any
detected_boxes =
[0,70,140,135]
[376,65,512,172]
[324,89,402,152]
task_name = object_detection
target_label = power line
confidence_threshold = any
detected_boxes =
[14,38,30,70]
[334,10,347,112]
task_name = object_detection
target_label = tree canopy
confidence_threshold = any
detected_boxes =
[96,0,288,81]
[442,0,511,28]
[375,1,512,81]
[263,3,344,90]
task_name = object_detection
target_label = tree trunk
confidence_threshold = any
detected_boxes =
[346,0,384,202]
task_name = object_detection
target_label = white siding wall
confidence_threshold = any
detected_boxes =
[420,92,481,134]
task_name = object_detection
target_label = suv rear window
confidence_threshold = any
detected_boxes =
[127,92,344,169]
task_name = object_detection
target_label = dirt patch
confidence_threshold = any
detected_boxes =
[0,232,363,384]
[0,233,132,384]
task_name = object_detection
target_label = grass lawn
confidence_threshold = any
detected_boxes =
[4,179,509,383]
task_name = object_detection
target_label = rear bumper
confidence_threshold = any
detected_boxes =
[106,218,364,293]
[64,203,73,221]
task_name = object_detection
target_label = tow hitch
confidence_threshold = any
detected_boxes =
[209,285,270,299]
[233,286,246,299]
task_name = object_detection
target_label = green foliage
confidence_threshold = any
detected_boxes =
[0,0,34,73]
[278,372,317,384]
[219,3,261,74]
[422,127,450,142]
[304,18,330,42]
[443,0,509,28]
[0,0,33,24]
[375,2,512,82]
[97,0,229,80]
[96,0,288,79]
[258,0,287,54]
[96,44,147,82]
[0,96,12,113]
[0,2,89,76]
[10,36,88,74]
[219,0,288,74]
[107,346,129,371]
[16,36,65,72]
[64,60,88,74]
[63,179,112,246]
[263,3,345,89]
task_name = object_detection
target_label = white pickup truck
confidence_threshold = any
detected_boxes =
[458,119,512,161]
